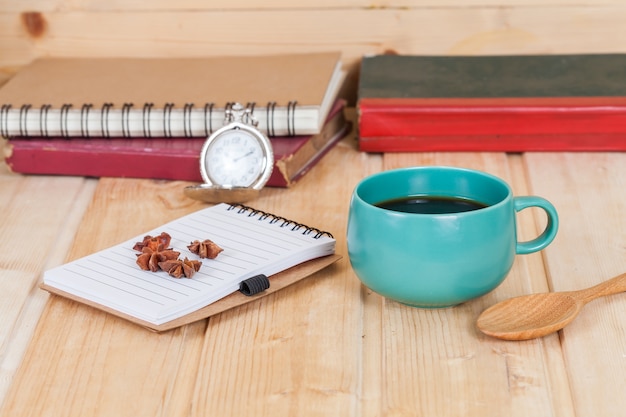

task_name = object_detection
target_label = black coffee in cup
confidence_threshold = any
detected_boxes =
[375,195,488,214]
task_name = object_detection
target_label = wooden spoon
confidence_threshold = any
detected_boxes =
[477,272,626,341]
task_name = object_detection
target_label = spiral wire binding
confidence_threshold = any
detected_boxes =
[266,101,276,137]
[121,103,133,137]
[40,104,51,136]
[142,102,154,137]
[183,103,194,137]
[163,103,174,138]
[101,103,113,138]
[19,104,31,137]
[224,102,233,121]
[0,105,10,137]
[287,100,297,136]
[80,104,93,137]
[226,204,333,239]
[245,102,258,126]
[203,103,214,135]
[60,104,72,138]
[0,101,299,138]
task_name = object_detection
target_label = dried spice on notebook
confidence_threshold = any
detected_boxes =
[188,239,223,259]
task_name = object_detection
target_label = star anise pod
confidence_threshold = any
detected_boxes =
[159,257,202,279]
[132,232,172,252]
[187,239,223,259]
[136,246,180,272]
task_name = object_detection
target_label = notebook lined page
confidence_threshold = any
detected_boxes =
[43,203,335,324]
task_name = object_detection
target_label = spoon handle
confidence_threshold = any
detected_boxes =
[570,272,626,304]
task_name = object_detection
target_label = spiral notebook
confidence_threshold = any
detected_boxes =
[0,52,344,137]
[40,203,339,332]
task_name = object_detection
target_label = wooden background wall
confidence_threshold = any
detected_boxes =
[1,0,626,101]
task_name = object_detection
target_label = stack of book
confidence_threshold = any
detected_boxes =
[0,52,350,187]
[357,53,626,152]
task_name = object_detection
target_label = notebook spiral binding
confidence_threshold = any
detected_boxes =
[227,204,333,239]
[287,100,297,136]
[163,103,174,138]
[80,103,92,137]
[101,103,113,138]
[0,101,300,138]
[142,102,154,137]
[266,101,276,137]
[19,103,30,136]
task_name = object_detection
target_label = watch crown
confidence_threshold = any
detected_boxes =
[225,102,259,127]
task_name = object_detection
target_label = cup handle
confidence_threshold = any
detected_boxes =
[513,196,559,255]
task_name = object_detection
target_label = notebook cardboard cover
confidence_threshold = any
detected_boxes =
[41,254,341,332]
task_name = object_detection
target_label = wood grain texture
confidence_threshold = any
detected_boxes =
[1,128,623,416]
[524,153,626,417]
[4,0,626,13]
[2,3,626,100]
[0,162,97,405]
[376,152,575,416]
[0,177,209,417]
[477,272,626,340]
[186,136,370,416]
[1,1,625,416]
[3,7,626,63]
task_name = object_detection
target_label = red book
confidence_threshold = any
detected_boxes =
[358,54,626,152]
[3,100,349,188]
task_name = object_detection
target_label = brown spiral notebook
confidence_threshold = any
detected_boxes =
[40,203,340,332]
[0,52,344,137]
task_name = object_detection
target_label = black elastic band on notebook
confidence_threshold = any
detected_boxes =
[183,103,194,137]
[287,100,297,136]
[266,101,276,137]
[60,104,72,138]
[142,102,153,138]
[19,104,31,137]
[80,103,92,137]
[101,103,112,138]
[239,274,270,296]
[203,103,214,135]
[122,103,133,137]
[163,103,174,138]
[226,204,333,239]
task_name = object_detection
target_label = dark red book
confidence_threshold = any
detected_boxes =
[4,100,349,188]
[358,54,626,152]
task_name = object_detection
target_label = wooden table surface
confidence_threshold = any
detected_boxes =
[0,124,625,417]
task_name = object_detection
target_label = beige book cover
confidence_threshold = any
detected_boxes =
[0,52,344,136]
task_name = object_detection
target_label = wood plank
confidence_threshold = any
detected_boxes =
[188,136,375,415]
[3,135,623,416]
[524,152,626,417]
[0,134,372,416]
[4,1,626,13]
[0,163,97,406]
[2,6,626,69]
[0,177,209,417]
[355,152,385,417]
[365,152,575,416]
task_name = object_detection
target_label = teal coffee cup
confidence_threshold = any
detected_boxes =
[347,166,558,308]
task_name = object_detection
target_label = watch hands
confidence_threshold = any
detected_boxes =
[233,151,254,162]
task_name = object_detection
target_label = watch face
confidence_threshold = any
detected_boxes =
[200,124,272,188]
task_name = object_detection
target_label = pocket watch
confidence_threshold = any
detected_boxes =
[184,103,274,203]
